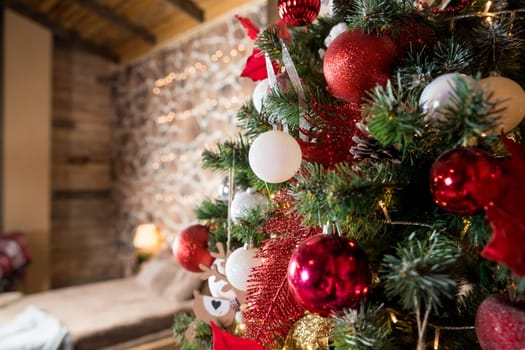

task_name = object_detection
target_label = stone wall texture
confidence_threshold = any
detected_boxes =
[113,1,266,249]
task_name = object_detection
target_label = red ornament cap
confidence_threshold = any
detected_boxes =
[278,0,321,27]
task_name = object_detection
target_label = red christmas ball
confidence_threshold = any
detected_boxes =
[287,234,371,316]
[323,30,396,103]
[278,0,321,27]
[475,294,525,350]
[172,224,213,272]
[429,147,502,215]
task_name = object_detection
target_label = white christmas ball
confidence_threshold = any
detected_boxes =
[252,79,269,113]
[480,76,525,133]
[419,73,472,122]
[231,188,268,223]
[208,258,237,299]
[248,130,302,183]
[224,247,261,291]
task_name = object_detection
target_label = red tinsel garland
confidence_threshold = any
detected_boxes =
[298,99,362,169]
[242,194,321,349]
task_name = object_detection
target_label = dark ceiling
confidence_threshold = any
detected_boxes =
[5,0,255,64]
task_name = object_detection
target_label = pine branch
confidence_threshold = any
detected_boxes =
[194,198,232,250]
[264,88,301,132]
[364,79,425,154]
[471,14,524,75]
[255,26,283,62]
[291,163,392,238]
[236,102,271,139]
[195,198,268,248]
[200,136,258,189]
[435,75,501,151]
[331,0,358,20]
[382,230,461,313]
[396,47,436,94]
[287,17,337,79]
[345,0,414,33]
[230,208,268,247]
[463,213,493,249]
[433,38,474,74]
[332,303,399,350]
[201,137,248,171]
[195,198,228,220]
[173,313,212,350]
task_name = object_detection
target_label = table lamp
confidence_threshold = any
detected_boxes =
[132,224,163,262]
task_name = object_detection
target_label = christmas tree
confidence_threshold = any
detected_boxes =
[172,0,525,349]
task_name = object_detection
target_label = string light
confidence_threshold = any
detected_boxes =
[433,327,441,349]
[460,218,472,239]
[389,311,398,324]
[484,0,493,24]
[155,93,248,125]
[152,43,248,91]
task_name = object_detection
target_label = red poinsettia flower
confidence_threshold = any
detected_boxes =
[235,15,289,81]
[211,322,264,350]
[481,135,525,276]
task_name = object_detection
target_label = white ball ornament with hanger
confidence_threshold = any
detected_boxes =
[248,129,302,184]
[252,73,292,113]
[419,72,473,122]
[231,188,268,224]
[480,76,525,133]
[224,246,261,292]
[252,79,270,113]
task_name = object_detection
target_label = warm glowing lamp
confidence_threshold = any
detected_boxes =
[133,224,163,254]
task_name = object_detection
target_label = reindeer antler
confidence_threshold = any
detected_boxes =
[198,242,247,306]
[210,241,228,260]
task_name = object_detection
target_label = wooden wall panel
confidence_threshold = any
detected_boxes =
[50,44,119,288]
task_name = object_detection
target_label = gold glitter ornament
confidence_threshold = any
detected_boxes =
[282,313,332,350]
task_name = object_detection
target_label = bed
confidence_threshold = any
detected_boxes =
[0,251,202,349]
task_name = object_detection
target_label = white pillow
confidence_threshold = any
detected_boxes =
[135,254,201,301]
[161,268,202,302]
[135,257,179,295]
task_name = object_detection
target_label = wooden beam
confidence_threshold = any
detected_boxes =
[165,0,204,22]
[5,0,119,63]
[267,0,278,24]
[70,0,156,45]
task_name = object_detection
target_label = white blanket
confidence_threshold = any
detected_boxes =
[0,306,72,350]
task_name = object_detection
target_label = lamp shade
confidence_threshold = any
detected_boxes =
[133,224,162,252]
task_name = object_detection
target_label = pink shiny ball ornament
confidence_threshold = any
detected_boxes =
[287,234,371,316]
[278,0,321,27]
[172,224,214,273]
[430,147,502,215]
